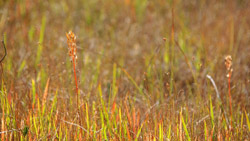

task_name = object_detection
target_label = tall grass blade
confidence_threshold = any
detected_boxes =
[181,112,191,141]
[135,122,144,141]
[210,96,214,128]
[245,110,250,131]
[121,68,144,96]
[35,15,46,66]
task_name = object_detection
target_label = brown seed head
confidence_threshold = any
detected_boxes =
[225,55,233,77]
[66,31,77,63]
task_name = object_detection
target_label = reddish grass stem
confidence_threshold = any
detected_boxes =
[73,57,78,108]
[66,31,79,109]
[225,55,233,130]
[228,71,232,128]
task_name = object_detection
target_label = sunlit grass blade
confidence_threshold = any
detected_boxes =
[210,96,214,128]
[121,68,144,96]
[135,122,144,141]
[17,60,26,77]
[32,79,36,110]
[181,111,191,141]
[35,15,46,66]
[245,110,250,131]
[204,120,207,141]
[167,125,171,140]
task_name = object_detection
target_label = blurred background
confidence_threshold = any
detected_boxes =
[0,0,249,139]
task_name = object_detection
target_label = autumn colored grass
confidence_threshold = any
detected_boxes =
[0,0,250,140]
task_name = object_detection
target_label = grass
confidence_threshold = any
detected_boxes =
[0,0,250,140]
[66,31,79,109]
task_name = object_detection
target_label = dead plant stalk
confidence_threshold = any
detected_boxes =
[225,55,233,129]
[66,31,79,108]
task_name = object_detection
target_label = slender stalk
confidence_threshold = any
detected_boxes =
[225,55,233,130]
[228,72,232,129]
[73,57,78,108]
[170,2,175,96]
[0,41,7,63]
[66,31,79,109]
[206,74,229,125]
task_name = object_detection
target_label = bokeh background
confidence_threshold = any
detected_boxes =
[0,0,249,140]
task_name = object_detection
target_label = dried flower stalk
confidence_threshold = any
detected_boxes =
[225,55,233,129]
[66,31,79,108]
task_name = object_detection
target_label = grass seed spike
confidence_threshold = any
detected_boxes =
[66,31,79,108]
[225,55,233,130]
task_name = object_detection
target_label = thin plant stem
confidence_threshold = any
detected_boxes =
[73,57,78,109]
[0,41,7,63]
[225,55,233,130]
[66,31,79,110]
[228,72,232,129]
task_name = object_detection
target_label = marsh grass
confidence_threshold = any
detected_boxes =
[0,0,250,140]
